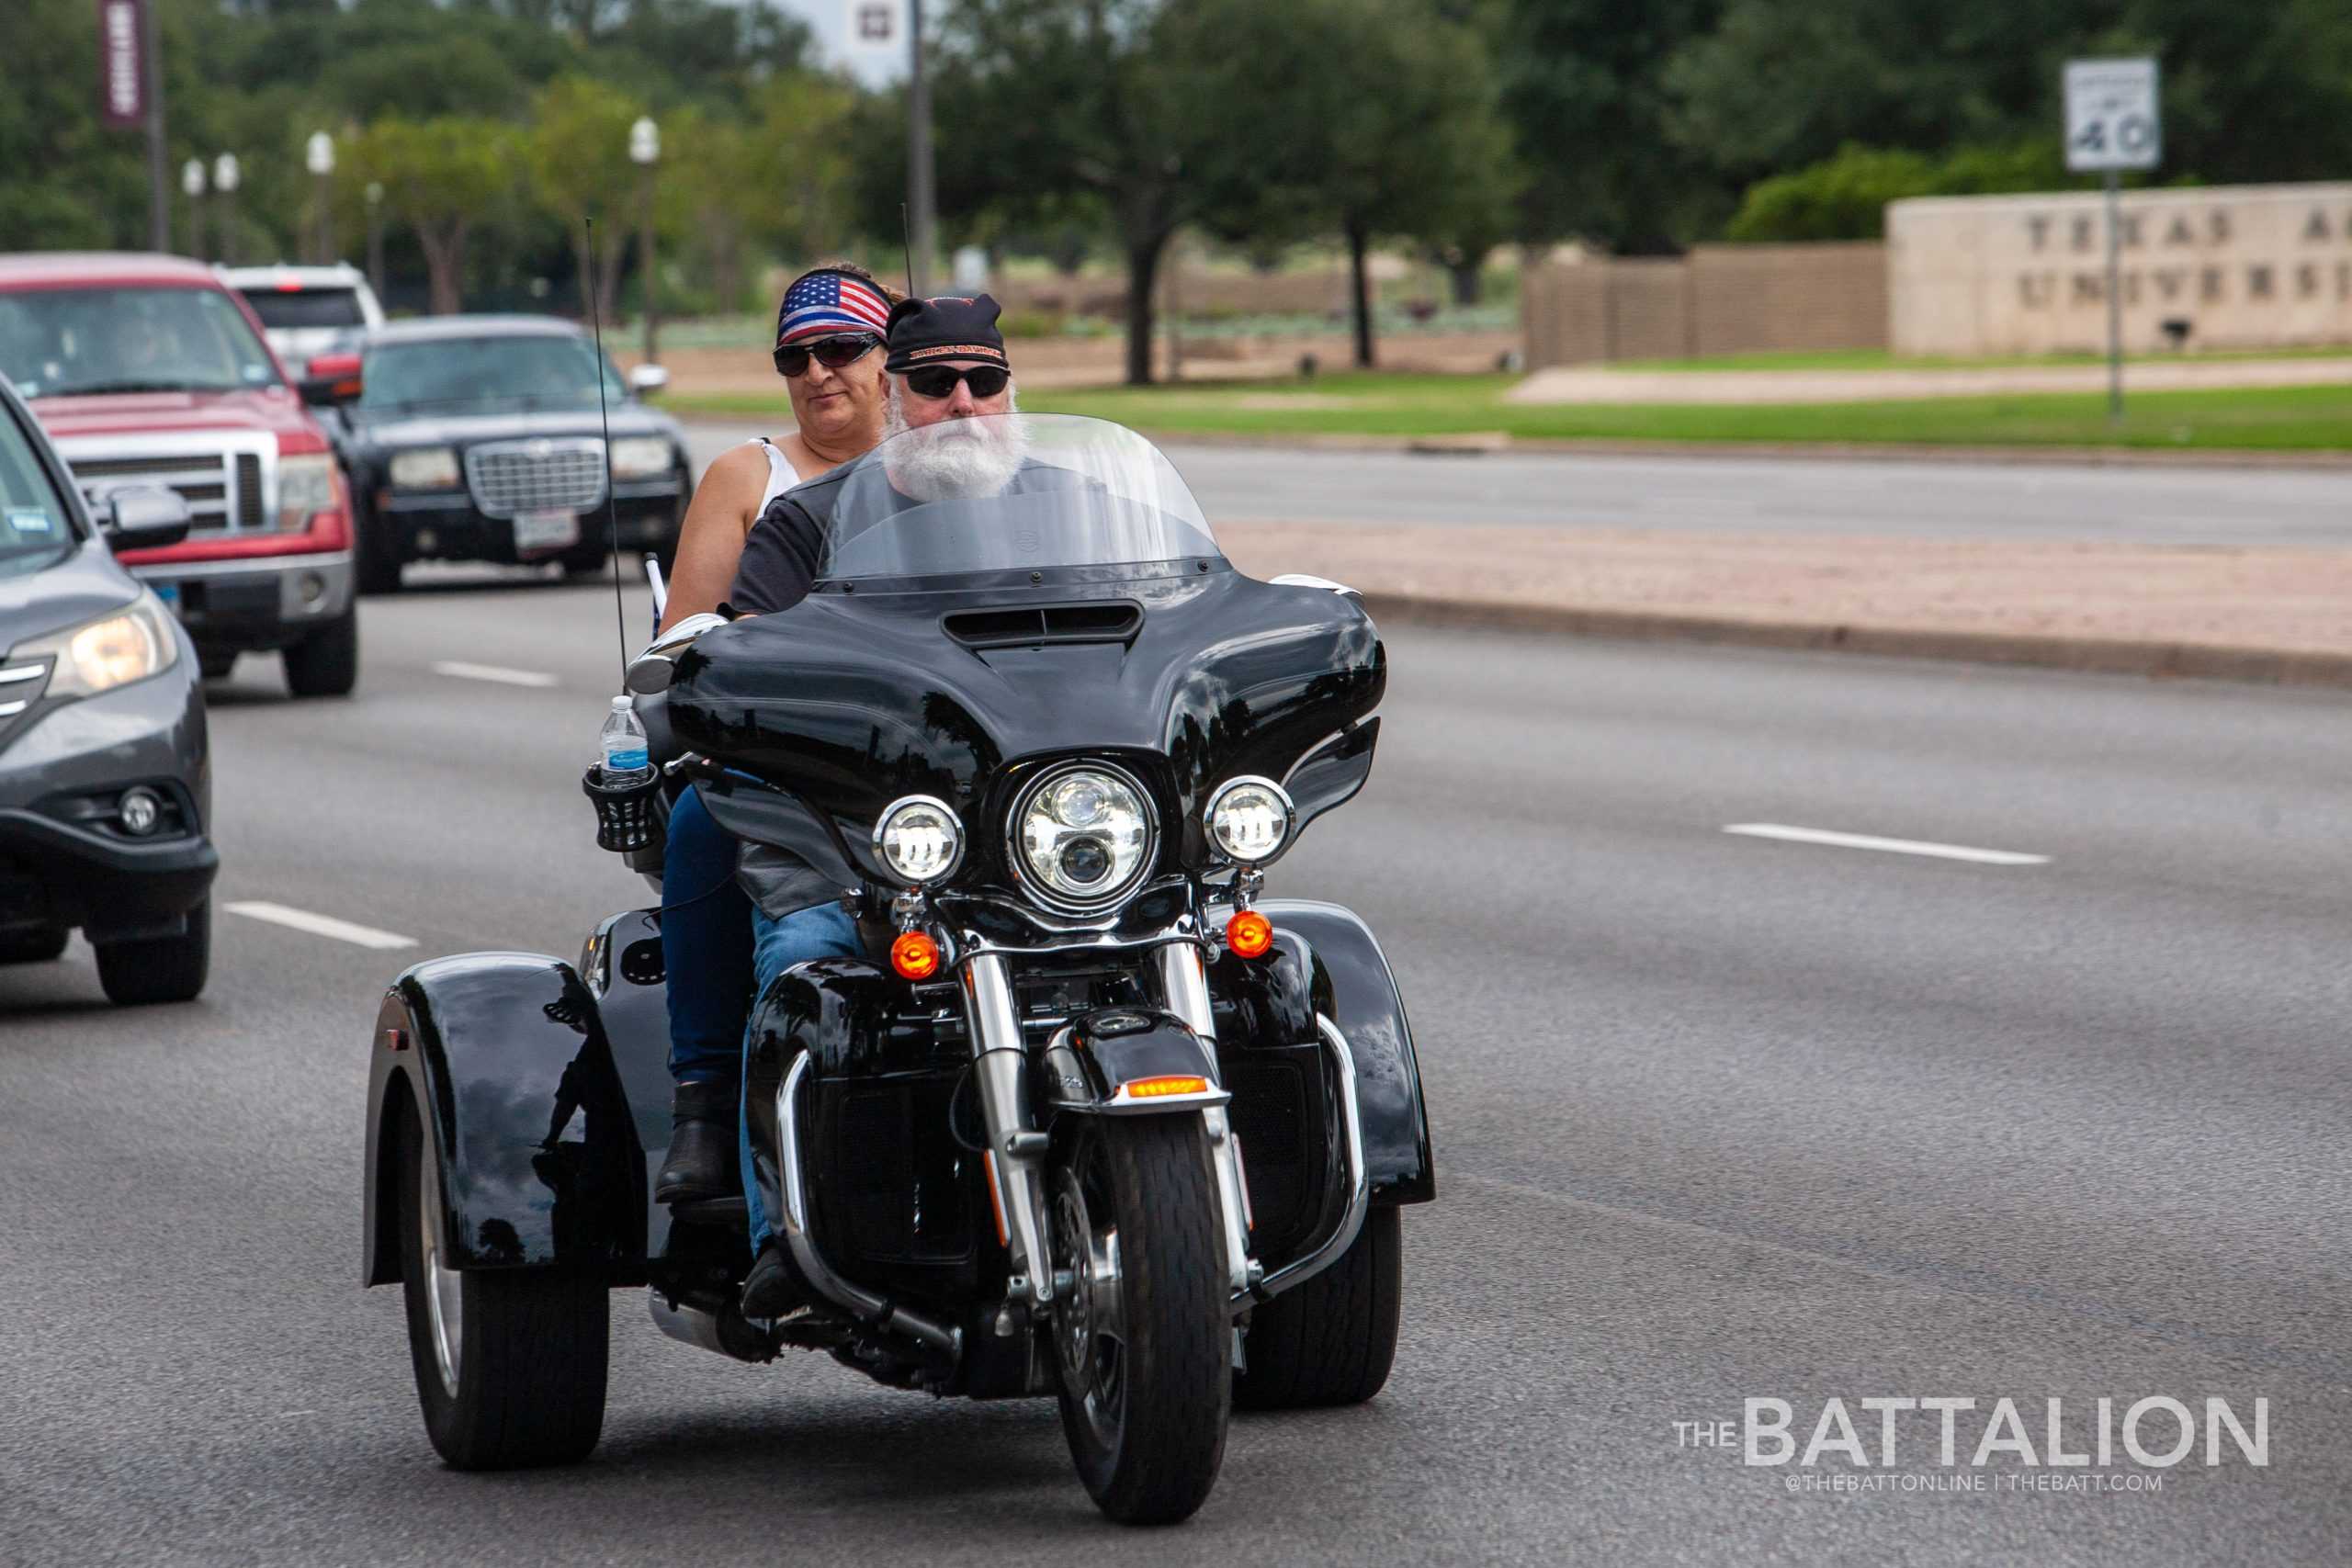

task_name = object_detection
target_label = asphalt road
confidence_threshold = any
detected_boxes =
[685,420,2352,546]
[5,578,2350,1565]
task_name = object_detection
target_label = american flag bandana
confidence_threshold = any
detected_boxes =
[775,270,892,347]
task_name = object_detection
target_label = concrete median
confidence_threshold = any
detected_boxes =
[1216,522,2352,689]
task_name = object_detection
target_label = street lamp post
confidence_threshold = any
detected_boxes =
[306,131,335,264]
[211,152,240,266]
[180,157,207,260]
[629,116,661,367]
[365,182,386,299]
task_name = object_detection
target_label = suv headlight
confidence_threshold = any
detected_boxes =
[11,592,179,698]
[389,446,459,490]
[277,452,338,529]
[609,437,673,479]
[1011,762,1155,912]
[875,795,966,886]
[1204,776,1295,866]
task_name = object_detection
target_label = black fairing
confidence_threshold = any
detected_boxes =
[666,565,1384,884]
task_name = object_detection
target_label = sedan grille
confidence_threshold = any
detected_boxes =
[463,439,606,519]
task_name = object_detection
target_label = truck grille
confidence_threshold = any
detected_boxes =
[464,438,606,519]
[67,452,239,532]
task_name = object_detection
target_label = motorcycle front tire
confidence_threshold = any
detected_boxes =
[1052,1115,1230,1525]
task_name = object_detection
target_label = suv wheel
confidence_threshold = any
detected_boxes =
[284,606,360,697]
[95,898,209,1005]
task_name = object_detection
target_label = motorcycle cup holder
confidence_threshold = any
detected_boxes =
[582,764,667,856]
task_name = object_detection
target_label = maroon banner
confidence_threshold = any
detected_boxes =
[96,0,146,129]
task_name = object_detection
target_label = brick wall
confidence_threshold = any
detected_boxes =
[1523,243,1889,367]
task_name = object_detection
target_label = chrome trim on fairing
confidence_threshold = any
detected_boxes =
[960,954,1057,1308]
[777,1053,961,1355]
[1235,1012,1369,1308]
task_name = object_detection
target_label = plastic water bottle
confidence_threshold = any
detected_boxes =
[599,694,653,787]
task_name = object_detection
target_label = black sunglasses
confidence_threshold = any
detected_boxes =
[773,333,881,378]
[902,364,1011,400]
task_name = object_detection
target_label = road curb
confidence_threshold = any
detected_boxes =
[1355,592,2352,691]
[1121,427,2352,470]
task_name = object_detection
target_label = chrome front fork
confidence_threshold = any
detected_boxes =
[960,944,1259,1313]
[961,954,1057,1310]
[1156,942,1259,1300]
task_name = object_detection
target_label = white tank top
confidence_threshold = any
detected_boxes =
[752,437,797,518]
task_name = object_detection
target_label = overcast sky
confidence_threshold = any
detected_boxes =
[766,0,908,88]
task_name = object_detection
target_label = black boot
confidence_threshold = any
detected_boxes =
[741,1241,800,1318]
[654,1079,739,1203]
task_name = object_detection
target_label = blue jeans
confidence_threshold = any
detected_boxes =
[662,785,757,1085]
[739,898,863,1252]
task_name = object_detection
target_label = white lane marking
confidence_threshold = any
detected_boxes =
[225,901,417,950]
[431,660,559,689]
[1723,823,2050,866]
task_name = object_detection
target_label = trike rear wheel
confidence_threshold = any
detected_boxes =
[396,1107,608,1468]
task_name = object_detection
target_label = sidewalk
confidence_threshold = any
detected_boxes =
[1510,356,2352,405]
[1216,522,2352,688]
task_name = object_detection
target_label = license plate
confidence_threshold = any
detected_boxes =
[514,510,580,555]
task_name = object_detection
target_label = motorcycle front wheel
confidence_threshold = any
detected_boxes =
[1049,1115,1230,1525]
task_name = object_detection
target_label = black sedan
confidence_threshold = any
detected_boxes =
[311,316,691,593]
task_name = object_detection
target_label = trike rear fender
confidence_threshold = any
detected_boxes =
[1216,898,1434,1205]
[363,913,672,1285]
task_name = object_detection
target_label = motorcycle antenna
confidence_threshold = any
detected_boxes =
[582,216,629,684]
[899,202,917,299]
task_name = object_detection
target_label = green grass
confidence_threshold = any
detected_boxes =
[669,370,2352,451]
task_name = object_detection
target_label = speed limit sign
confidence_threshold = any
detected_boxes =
[2064,58,2160,172]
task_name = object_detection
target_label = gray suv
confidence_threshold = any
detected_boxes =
[0,373,215,1004]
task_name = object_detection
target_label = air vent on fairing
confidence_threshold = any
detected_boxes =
[943,601,1143,649]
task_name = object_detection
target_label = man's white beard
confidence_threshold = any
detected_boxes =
[882,382,1026,502]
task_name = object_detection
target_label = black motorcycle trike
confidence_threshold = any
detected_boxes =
[361,416,1435,1524]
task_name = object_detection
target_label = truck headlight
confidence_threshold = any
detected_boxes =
[1012,762,1154,912]
[277,453,338,529]
[389,447,459,491]
[875,795,965,886]
[11,592,179,698]
[609,437,673,479]
[1204,776,1295,866]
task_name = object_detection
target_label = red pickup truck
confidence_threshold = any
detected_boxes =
[0,253,358,695]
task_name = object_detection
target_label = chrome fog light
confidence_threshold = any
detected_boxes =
[875,795,966,886]
[1204,776,1295,866]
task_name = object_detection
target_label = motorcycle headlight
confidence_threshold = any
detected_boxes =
[609,437,673,479]
[277,452,339,529]
[1204,776,1295,866]
[11,592,179,698]
[875,795,966,886]
[1012,763,1155,913]
[389,446,459,491]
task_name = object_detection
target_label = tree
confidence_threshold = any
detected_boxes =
[526,77,653,326]
[1493,0,1728,254]
[345,118,522,313]
[1233,0,1518,366]
[933,0,1294,386]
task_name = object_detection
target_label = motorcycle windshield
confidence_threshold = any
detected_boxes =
[819,414,1219,581]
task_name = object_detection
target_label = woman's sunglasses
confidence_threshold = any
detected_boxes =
[774,333,881,378]
[903,364,1012,400]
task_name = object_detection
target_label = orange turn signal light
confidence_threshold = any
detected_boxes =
[890,930,942,981]
[1122,1075,1210,1099]
[1226,908,1273,959]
